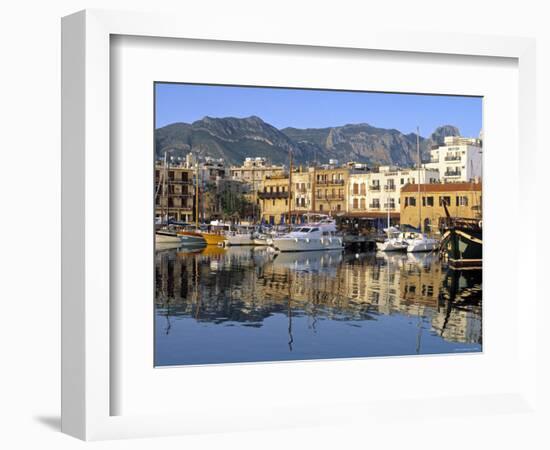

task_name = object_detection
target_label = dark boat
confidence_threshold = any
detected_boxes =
[439,215,482,268]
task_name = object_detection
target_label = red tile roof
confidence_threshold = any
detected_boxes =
[400,182,481,193]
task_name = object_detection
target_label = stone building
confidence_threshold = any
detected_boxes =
[154,162,195,222]
[399,182,482,232]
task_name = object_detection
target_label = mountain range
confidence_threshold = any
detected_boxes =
[154,116,461,167]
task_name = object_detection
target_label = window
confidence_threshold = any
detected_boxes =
[439,196,451,207]
[353,183,358,194]
[406,197,416,207]
[400,178,404,185]
[456,196,468,206]
[360,198,366,209]
[337,204,341,212]
[353,198,359,209]
[319,204,323,211]
[422,196,434,207]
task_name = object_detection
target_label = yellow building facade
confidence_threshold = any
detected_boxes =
[258,174,291,225]
[313,167,349,215]
[399,182,482,232]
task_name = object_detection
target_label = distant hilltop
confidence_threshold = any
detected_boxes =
[155,115,461,167]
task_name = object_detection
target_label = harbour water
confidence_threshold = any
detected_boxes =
[155,245,482,366]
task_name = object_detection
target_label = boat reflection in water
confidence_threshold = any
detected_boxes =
[155,246,482,366]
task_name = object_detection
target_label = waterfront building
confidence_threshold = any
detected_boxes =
[292,167,314,215]
[154,162,195,222]
[313,167,349,214]
[230,157,285,204]
[399,182,482,232]
[348,165,439,216]
[258,173,290,225]
[425,136,482,183]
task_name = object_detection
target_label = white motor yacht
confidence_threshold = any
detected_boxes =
[272,215,343,252]
[406,233,439,253]
[376,227,408,252]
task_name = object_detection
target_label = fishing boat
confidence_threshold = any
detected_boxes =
[439,216,482,268]
[177,228,206,247]
[201,221,230,246]
[272,215,344,252]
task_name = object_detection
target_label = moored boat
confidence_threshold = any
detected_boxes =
[225,225,256,246]
[272,215,343,252]
[406,233,439,253]
[155,227,182,244]
[376,227,408,252]
[201,221,230,246]
[439,217,482,268]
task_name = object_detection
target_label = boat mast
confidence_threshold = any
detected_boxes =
[416,126,422,231]
[163,152,168,224]
[288,149,293,226]
[195,159,199,230]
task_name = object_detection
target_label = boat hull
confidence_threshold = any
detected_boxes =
[155,232,181,244]
[406,239,439,253]
[273,236,343,252]
[376,240,408,252]
[201,233,226,246]
[442,228,482,268]
[226,235,255,246]
[177,231,206,246]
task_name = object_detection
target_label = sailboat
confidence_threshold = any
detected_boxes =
[177,161,206,247]
[155,154,183,244]
[376,192,407,252]
[407,127,439,253]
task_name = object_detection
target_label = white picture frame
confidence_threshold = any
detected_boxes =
[61,9,538,441]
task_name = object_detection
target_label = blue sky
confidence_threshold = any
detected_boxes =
[155,83,482,138]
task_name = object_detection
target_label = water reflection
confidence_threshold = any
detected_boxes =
[155,247,482,366]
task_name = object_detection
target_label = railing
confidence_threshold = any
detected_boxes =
[369,185,381,191]
[258,191,289,199]
[316,194,345,201]
[316,179,345,186]
[444,171,462,177]
[165,179,193,184]
[382,204,396,210]
[444,156,462,161]
[384,185,396,191]
[369,203,381,210]
[167,191,194,197]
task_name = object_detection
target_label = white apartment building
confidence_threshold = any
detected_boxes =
[348,165,439,214]
[425,136,482,183]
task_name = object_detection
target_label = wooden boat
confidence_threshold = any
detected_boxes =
[201,221,230,246]
[201,232,227,246]
[439,217,482,268]
[177,229,206,246]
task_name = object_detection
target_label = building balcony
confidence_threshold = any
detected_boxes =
[258,191,289,200]
[444,171,462,177]
[167,192,194,197]
[317,194,345,201]
[384,185,396,191]
[444,156,462,162]
[382,204,396,210]
[166,179,193,185]
[369,185,381,191]
[369,204,381,210]
[316,179,345,186]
